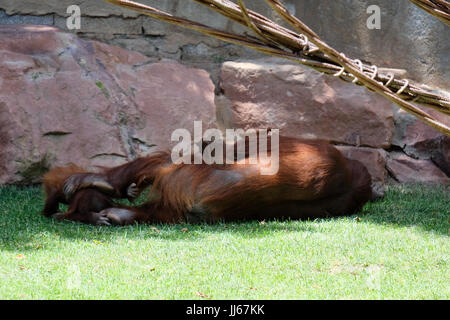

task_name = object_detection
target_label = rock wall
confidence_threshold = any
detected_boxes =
[0,0,449,186]
[0,25,216,184]
[0,0,449,90]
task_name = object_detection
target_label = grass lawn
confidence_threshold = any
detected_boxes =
[0,184,448,299]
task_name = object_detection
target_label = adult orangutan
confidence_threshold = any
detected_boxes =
[50,135,372,226]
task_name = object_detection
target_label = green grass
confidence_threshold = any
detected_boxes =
[0,184,448,299]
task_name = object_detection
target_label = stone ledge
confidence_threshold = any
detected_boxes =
[386,152,450,185]
[218,58,394,149]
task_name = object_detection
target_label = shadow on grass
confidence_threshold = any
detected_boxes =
[360,183,449,235]
[0,183,448,251]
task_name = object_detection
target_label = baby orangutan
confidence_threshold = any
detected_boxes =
[41,163,140,225]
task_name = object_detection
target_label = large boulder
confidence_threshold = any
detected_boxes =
[393,107,450,176]
[0,25,216,184]
[336,146,388,200]
[336,146,387,185]
[387,152,450,185]
[218,58,394,148]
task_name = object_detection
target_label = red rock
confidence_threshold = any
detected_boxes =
[386,153,450,184]
[219,58,394,148]
[336,146,388,200]
[336,146,387,184]
[393,107,450,176]
[0,25,215,184]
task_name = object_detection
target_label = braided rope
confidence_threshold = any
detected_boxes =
[396,80,409,96]
[409,0,450,26]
